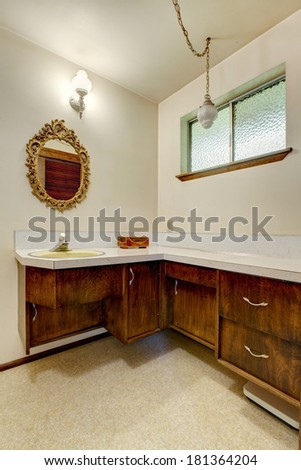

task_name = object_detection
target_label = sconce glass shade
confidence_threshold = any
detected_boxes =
[71,70,92,95]
[70,70,92,119]
[197,94,218,129]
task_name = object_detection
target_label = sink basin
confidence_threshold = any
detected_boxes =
[28,249,105,259]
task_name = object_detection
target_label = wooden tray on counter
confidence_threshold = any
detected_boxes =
[117,236,149,249]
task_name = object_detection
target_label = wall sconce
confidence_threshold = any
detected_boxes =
[69,70,92,119]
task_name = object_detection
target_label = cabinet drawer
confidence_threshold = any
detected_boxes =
[219,271,301,344]
[26,265,124,308]
[165,261,217,288]
[218,318,301,400]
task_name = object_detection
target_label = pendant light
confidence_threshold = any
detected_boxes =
[172,1,218,129]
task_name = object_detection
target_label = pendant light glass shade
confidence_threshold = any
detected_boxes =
[197,94,218,129]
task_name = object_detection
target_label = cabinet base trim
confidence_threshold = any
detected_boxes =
[0,332,110,372]
[244,381,299,430]
[217,359,300,407]
[127,328,161,344]
[170,325,215,350]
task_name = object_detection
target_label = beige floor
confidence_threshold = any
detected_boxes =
[0,330,298,450]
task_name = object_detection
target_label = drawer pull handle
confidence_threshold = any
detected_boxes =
[243,297,268,307]
[32,303,38,322]
[244,344,269,359]
[175,279,178,295]
[129,267,135,286]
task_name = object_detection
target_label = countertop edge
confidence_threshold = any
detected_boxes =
[15,247,301,283]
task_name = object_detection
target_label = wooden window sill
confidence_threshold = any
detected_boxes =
[176,147,293,182]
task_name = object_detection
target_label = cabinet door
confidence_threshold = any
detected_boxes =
[25,265,124,352]
[168,278,216,349]
[26,265,124,308]
[28,301,102,348]
[127,262,160,341]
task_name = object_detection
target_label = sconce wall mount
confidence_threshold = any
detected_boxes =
[69,70,92,119]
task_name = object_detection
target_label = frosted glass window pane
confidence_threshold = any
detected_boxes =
[233,79,286,161]
[189,106,230,171]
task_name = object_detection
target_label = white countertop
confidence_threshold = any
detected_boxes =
[15,245,301,283]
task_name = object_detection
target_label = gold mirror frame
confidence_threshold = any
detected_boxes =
[26,119,90,211]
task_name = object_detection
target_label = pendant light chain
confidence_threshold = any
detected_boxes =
[205,43,210,95]
[172,0,218,129]
[172,0,210,58]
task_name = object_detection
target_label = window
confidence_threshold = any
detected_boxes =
[178,71,291,181]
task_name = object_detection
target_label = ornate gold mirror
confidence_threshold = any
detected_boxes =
[26,119,90,211]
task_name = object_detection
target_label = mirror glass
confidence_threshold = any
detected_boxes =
[38,140,81,201]
[26,120,90,211]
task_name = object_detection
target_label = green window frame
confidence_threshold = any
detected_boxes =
[178,65,292,181]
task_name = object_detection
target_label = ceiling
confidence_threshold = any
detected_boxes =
[0,0,300,103]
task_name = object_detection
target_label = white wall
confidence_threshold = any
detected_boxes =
[0,29,158,363]
[158,11,301,238]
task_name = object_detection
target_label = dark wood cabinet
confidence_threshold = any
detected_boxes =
[103,261,162,343]
[219,270,301,344]
[299,398,301,449]
[24,265,124,352]
[127,262,161,341]
[28,301,102,348]
[26,265,124,308]
[219,317,300,401]
[217,270,301,405]
[19,258,301,448]
[22,261,163,352]
[165,261,217,349]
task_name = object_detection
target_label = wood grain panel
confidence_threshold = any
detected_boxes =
[102,296,127,344]
[168,278,216,348]
[56,265,124,306]
[299,401,301,449]
[219,318,301,401]
[165,261,217,288]
[127,262,160,340]
[219,270,301,344]
[28,301,102,347]
[176,148,292,181]
[26,267,57,308]
[26,265,124,308]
